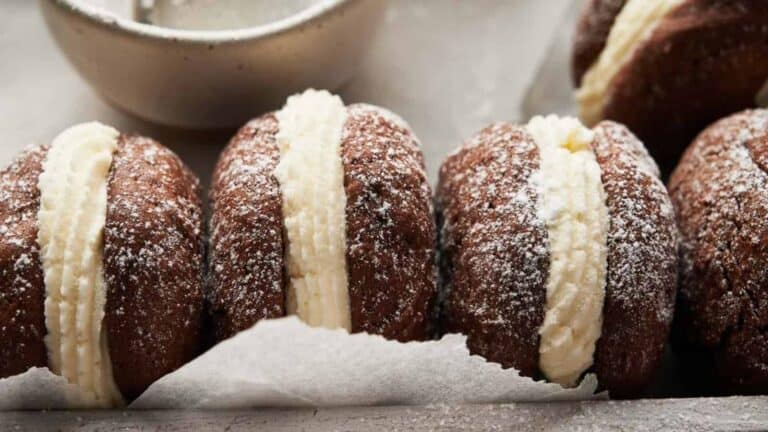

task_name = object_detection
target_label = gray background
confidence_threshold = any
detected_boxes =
[0,0,570,186]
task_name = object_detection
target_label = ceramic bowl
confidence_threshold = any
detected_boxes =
[40,0,386,128]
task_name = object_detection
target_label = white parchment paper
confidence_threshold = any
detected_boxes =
[0,368,85,410]
[1,317,600,410]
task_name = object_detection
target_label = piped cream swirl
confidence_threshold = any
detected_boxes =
[576,0,685,125]
[37,122,123,407]
[527,115,609,387]
[274,89,352,331]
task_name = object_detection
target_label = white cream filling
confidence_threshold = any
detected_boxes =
[37,122,123,407]
[575,0,685,126]
[274,89,351,331]
[527,115,609,387]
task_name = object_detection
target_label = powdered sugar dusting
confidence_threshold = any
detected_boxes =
[0,145,48,377]
[437,122,548,377]
[208,115,286,341]
[593,121,677,325]
[341,103,436,340]
[350,103,415,135]
[669,109,768,385]
[591,121,678,394]
[103,135,204,399]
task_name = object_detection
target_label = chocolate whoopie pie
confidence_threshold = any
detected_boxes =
[669,109,768,394]
[437,115,678,397]
[0,123,204,406]
[572,0,768,173]
[209,89,437,343]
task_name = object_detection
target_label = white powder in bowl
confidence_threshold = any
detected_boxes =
[149,0,325,30]
[71,0,138,19]
[70,0,327,30]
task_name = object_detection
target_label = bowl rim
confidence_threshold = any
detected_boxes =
[49,0,352,43]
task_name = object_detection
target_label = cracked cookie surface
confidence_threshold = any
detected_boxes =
[669,109,768,394]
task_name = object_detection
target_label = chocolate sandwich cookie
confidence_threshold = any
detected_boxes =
[572,0,768,172]
[437,115,678,397]
[209,89,437,343]
[669,109,768,395]
[0,123,204,406]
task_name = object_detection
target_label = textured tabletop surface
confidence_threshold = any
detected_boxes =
[2,397,768,431]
